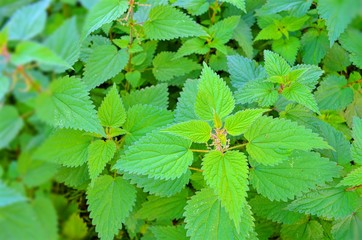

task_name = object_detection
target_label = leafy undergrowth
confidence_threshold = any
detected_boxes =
[1,0,362,240]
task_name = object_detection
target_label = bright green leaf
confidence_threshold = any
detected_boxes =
[281,219,324,240]
[301,28,329,64]
[264,50,291,77]
[235,80,278,107]
[174,38,209,59]
[175,79,200,122]
[87,140,116,181]
[224,109,267,136]
[339,166,362,187]
[331,207,362,240]
[122,84,168,109]
[220,0,245,11]
[340,29,362,69]
[0,106,23,149]
[163,120,211,143]
[272,36,301,65]
[351,117,362,164]
[150,225,188,240]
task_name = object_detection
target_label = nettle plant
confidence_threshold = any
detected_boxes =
[1,0,362,240]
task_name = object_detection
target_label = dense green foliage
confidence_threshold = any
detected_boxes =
[1,0,362,239]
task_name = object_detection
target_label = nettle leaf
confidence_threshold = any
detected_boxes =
[317,0,361,46]
[339,166,362,187]
[282,82,320,114]
[331,207,362,240]
[136,191,188,221]
[250,195,305,224]
[314,75,353,111]
[97,85,126,128]
[144,5,207,40]
[202,151,249,228]
[340,29,362,69]
[87,176,136,240]
[234,80,278,107]
[0,106,23,149]
[264,50,291,77]
[175,79,200,122]
[280,219,324,240]
[220,0,245,11]
[291,64,323,90]
[174,38,210,59]
[250,151,341,201]
[122,104,173,145]
[11,41,71,68]
[82,0,128,38]
[152,52,200,82]
[150,225,188,240]
[63,213,88,239]
[87,140,116,181]
[34,129,92,167]
[44,17,80,73]
[4,0,49,40]
[258,0,312,17]
[232,19,253,58]
[351,117,362,164]
[163,120,211,143]
[123,170,191,197]
[114,132,193,180]
[322,43,350,72]
[272,36,301,65]
[244,116,331,165]
[195,64,235,120]
[301,28,330,65]
[0,181,26,207]
[36,76,104,135]
[122,83,168,109]
[224,109,268,136]
[55,165,90,190]
[227,55,266,89]
[208,16,240,45]
[32,197,58,240]
[184,188,254,239]
[288,186,361,219]
[174,0,210,16]
[83,45,128,90]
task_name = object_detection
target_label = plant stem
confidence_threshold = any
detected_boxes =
[189,167,203,172]
[227,143,247,151]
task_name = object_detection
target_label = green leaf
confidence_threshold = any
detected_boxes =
[32,197,58,240]
[174,0,209,16]
[224,109,267,136]
[244,116,331,165]
[83,45,128,90]
[55,164,90,190]
[63,214,88,240]
[195,64,235,120]
[123,170,191,197]
[220,0,245,11]
[122,104,173,145]
[114,132,193,180]
[340,29,362,69]
[122,83,168,109]
[250,151,341,201]
[264,50,291,77]
[208,16,240,45]
[339,166,362,187]
[282,82,320,114]
[144,5,207,40]
[317,0,361,46]
[288,186,360,219]
[44,17,80,73]
[82,0,128,39]
[87,175,136,240]
[175,79,200,122]
[272,36,301,65]
[11,41,71,68]
[97,85,126,127]
[184,188,254,239]
[0,202,44,240]
[174,38,210,59]
[0,181,26,207]
[250,195,305,224]
[291,64,323,90]
[314,75,353,111]
[280,219,324,240]
[152,52,200,82]
[163,120,211,143]
[331,207,362,240]
[232,19,254,58]
[36,76,105,136]
[227,55,266,89]
[301,28,329,64]
[34,129,92,167]
[0,106,23,149]
[235,80,278,107]
[136,191,188,221]
[87,140,116,181]
[202,151,249,228]
[258,0,312,17]
[150,225,188,240]
[351,117,362,164]
[322,43,350,72]
[4,0,48,40]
